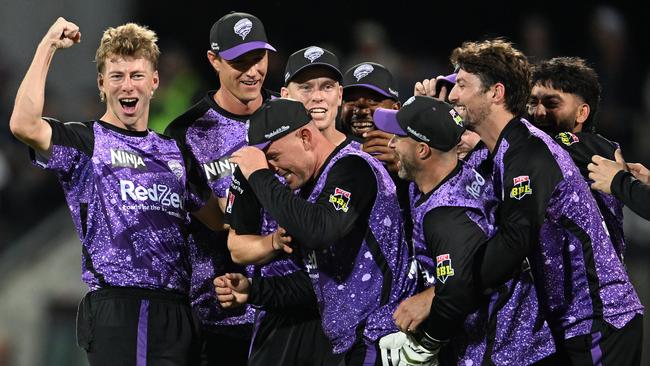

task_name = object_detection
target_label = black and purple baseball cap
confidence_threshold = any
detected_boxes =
[283,46,342,86]
[343,62,399,101]
[247,98,312,149]
[209,12,276,61]
[373,96,465,151]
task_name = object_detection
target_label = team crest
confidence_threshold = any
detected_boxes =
[167,160,184,180]
[556,132,580,146]
[449,108,464,127]
[304,46,324,63]
[353,64,374,81]
[436,254,455,284]
[329,187,351,212]
[510,175,532,200]
[234,18,253,40]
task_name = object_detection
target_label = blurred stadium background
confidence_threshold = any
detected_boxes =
[0,1,648,365]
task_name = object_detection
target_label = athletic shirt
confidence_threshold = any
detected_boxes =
[411,160,554,365]
[553,131,626,261]
[165,90,275,327]
[490,118,642,339]
[300,144,415,353]
[31,119,200,293]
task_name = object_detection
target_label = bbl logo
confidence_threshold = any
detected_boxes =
[329,187,351,212]
[436,254,455,284]
[510,175,533,200]
[556,132,580,146]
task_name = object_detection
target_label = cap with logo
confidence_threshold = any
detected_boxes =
[209,12,276,61]
[373,96,465,152]
[247,98,312,149]
[284,46,342,85]
[342,62,399,101]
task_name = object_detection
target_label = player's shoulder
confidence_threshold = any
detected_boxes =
[164,95,212,137]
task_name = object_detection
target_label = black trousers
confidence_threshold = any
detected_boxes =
[76,287,202,366]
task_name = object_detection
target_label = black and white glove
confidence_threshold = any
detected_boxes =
[378,331,442,366]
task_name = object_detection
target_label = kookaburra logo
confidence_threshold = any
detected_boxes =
[304,46,324,63]
[111,148,146,170]
[353,64,374,81]
[234,18,253,40]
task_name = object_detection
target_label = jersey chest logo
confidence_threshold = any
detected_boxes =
[510,175,532,200]
[436,254,455,284]
[329,187,351,213]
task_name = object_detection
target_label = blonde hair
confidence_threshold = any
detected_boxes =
[95,23,160,74]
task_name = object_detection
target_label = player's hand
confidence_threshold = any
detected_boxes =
[270,226,294,254]
[588,149,627,194]
[393,287,435,333]
[627,162,650,185]
[43,17,81,50]
[414,78,438,98]
[230,146,269,179]
[214,273,250,308]
[362,129,398,173]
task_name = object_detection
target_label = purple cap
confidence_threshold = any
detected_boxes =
[373,108,407,136]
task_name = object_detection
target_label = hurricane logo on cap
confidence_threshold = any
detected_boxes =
[353,64,374,81]
[234,18,253,40]
[403,96,416,106]
[304,46,324,63]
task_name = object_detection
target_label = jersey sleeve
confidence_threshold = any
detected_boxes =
[611,170,650,220]
[247,155,377,249]
[225,166,264,234]
[421,206,487,340]
[30,118,93,179]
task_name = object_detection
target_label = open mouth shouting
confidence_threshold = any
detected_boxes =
[119,98,139,115]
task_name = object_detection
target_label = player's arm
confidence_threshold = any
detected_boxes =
[610,170,650,220]
[420,207,487,339]
[247,156,377,249]
[10,17,80,156]
[477,144,561,290]
[225,167,288,264]
[248,270,318,311]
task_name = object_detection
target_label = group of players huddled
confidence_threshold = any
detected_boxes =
[9,10,646,366]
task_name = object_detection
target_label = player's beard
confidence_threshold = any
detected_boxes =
[397,155,416,181]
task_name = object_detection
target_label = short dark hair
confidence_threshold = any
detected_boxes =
[451,38,531,116]
[531,57,601,132]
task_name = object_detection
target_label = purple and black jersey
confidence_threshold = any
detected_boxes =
[482,118,642,340]
[165,90,275,327]
[410,160,554,365]
[247,143,416,353]
[31,119,201,293]
[554,131,626,260]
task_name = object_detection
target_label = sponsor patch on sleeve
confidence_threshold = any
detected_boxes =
[510,175,533,200]
[329,187,351,212]
[436,254,455,284]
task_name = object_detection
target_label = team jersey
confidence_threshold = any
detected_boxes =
[31,119,203,293]
[479,118,643,340]
[554,131,626,260]
[246,143,416,353]
[165,90,274,327]
[411,160,554,365]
